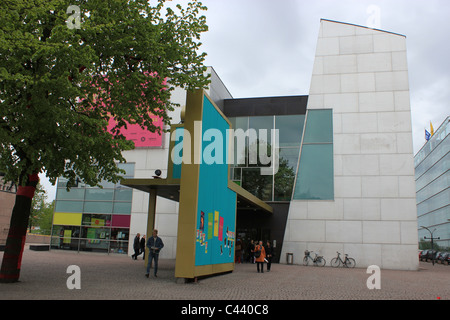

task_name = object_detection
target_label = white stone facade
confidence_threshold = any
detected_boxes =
[281,20,418,270]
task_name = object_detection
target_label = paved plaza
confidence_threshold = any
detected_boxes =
[0,244,448,300]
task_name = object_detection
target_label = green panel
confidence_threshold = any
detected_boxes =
[303,109,333,144]
[293,144,334,200]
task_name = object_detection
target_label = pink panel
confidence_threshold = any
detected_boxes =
[111,215,131,228]
[107,116,163,147]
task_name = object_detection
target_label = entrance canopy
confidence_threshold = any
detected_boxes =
[121,177,273,214]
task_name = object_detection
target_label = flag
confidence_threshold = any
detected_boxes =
[425,129,431,141]
[430,121,434,136]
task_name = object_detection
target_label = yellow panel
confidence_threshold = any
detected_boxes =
[53,212,82,226]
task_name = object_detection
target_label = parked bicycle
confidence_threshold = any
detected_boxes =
[303,250,326,267]
[330,251,356,268]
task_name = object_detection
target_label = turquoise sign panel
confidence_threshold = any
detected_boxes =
[195,95,237,266]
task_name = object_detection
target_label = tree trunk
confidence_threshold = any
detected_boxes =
[0,173,39,283]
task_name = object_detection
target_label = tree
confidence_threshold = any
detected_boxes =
[0,0,210,282]
[29,184,54,235]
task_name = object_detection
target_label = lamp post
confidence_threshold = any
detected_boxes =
[420,226,440,265]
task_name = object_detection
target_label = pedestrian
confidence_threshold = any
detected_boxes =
[140,235,146,260]
[254,240,266,273]
[247,240,255,263]
[265,240,273,272]
[235,238,242,264]
[145,229,164,278]
[132,233,140,260]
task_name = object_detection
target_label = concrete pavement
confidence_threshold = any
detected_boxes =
[0,244,448,300]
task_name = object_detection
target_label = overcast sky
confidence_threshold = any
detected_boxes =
[40,0,449,201]
[198,0,449,152]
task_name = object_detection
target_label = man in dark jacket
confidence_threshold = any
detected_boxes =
[132,233,141,260]
[145,229,164,278]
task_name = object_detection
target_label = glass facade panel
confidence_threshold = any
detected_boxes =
[228,115,305,202]
[113,202,132,214]
[51,163,134,254]
[294,144,334,200]
[230,117,249,167]
[276,115,305,147]
[82,214,111,226]
[293,109,334,200]
[55,200,84,213]
[85,188,114,201]
[241,168,273,201]
[274,148,299,201]
[249,116,273,145]
[302,109,333,144]
[56,188,85,200]
[114,188,133,201]
[416,172,450,204]
[415,118,450,248]
[83,201,113,214]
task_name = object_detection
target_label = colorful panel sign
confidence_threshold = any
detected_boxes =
[107,115,163,148]
[53,212,83,226]
[195,95,237,266]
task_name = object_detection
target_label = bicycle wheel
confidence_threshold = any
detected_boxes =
[330,257,340,267]
[345,258,356,268]
[303,256,310,266]
[316,257,326,267]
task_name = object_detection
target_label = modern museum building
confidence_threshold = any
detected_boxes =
[50,19,419,278]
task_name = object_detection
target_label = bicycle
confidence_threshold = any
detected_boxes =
[303,250,326,267]
[330,251,356,268]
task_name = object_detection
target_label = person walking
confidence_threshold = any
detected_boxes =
[265,240,273,272]
[132,233,140,260]
[254,240,266,273]
[140,235,146,260]
[247,240,255,263]
[145,229,164,278]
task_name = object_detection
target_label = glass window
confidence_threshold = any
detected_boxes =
[55,200,84,213]
[276,115,305,147]
[79,238,109,253]
[241,168,273,201]
[302,109,333,144]
[83,201,113,214]
[293,109,334,200]
[230,117,249,167]
[85,188,114,201]
[114,188,133,201]
[293,144,334,200]
[50,226,81,250]
[113,202,132,214]
[274,148,299,201]
[118,162,135,178]
[249,116,273,146]
[82,214,111,227]
[56,188,85,200]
